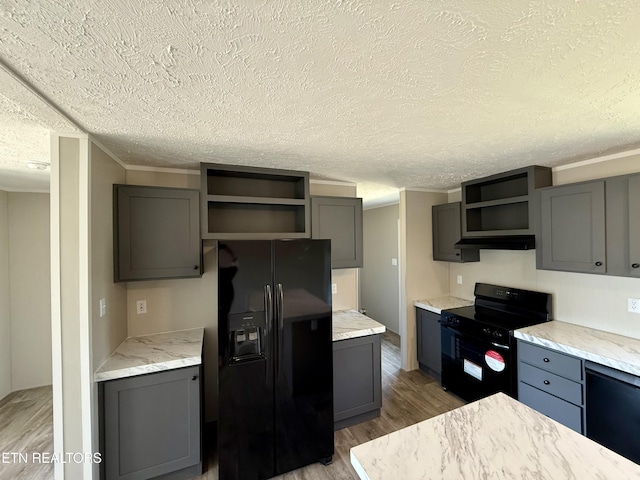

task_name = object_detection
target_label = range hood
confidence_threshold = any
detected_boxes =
[454,235,535,250]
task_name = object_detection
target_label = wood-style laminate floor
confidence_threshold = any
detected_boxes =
[197,331,465,480]
[0,331,464,480]
[0,385,54,480]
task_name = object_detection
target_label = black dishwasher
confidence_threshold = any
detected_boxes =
[585,362,640,464]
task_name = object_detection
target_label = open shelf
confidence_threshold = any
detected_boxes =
[200,163,310,239]
[461,166,552,237]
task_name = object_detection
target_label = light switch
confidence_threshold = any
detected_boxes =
[332,284,338,294]
[391,258,398,266]
[457,275,463,285]
[99,298,106,317]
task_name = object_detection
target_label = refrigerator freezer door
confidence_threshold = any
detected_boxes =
[218,241,275,480]
[273,239,334,474]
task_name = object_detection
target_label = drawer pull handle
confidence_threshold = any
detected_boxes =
[632,263,640,269]
[543,358,550,363]
[543,380,550,385]
[192,376,198,381]
[595,261,603,267]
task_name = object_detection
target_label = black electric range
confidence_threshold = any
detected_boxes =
[440,283,552,402]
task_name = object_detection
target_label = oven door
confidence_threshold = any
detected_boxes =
[441,324,513,402]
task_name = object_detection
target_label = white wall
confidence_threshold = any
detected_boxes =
[362,203,400,332]
[8,193,51,390]
[400,190,449,370]
[0,191,11,401]
[448,154,640,340]
[90,142,127,372]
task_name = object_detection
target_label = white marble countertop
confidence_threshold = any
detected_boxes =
[94,328,204,382]
[333,310,386,341]
[414,296,473,314]
[350,392,640,480]
[515,320,640,377]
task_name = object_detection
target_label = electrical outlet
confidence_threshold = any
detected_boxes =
[457,275,463,285]
[332,284,337,295]
[136,300,147,314]
[629,298,640,314]
[391,258,398,266]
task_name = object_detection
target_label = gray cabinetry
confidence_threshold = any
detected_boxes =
[311,196,363,268]
[200,163,310,239]
[333,334,382,430]
[537,173,640,277]
[416,307,441,381]
[114,185,201,282]
[517,341,584,433]
[461,166,552,237]
[432,202,479,262]
[628,174,640,277]
[101,366,202,480]
[538,181,606,273]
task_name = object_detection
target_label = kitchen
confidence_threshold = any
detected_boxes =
[2,2,640,479]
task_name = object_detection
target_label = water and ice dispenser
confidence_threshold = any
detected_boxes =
[228,312,266,364]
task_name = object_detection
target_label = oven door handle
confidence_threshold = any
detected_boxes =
[490,341,510,350]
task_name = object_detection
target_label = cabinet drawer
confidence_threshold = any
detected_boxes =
[519,362,582,405]
[519,382,583,433]
[519,342,582,381]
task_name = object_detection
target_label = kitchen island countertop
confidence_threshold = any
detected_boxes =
[333,310,386,341]
[414,296,473,314]
[515,320,640,377]
[94,328,204,382]
[350,392,640,480]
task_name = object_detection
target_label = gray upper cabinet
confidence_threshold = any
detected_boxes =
[311,196,363,268]
[537,173,640,277]
[432,202,479,262]
[628,174,640,277]
[200,163,310,240]
[461,166,552,237]
[114,185,201,282]
[538,181,606,273]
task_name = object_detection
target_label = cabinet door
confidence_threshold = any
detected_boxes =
[333,334,381,427]
[432,202,479,263]
[539,181,606,273]
[311,196,363,268]
[104,366,201,480]
[629,175,640,277]
[114,185,201,282]
[416,308,441,380]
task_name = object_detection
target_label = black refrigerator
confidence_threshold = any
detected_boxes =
[217,239,334,480]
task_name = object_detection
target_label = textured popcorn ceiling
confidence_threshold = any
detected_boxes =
[1,1,639,198]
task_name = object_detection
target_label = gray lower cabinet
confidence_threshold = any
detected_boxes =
[333,334,382,430]
[114,184,201,282]
[538,181,606,273]
[432,202,479,263]
[101,366,202,480]
[416,307,441,381]
[311,196,363,269]
[517,341,585,434]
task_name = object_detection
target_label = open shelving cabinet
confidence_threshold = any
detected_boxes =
[200,163,310,239]
[461,166,552,237]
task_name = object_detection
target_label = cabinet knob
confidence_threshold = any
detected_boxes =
[595,261,603,267]
[632,263,640,269]
[543,380,550,385]
[192,376,198,381]
[194,265,199,270]
[543,358,550,363]
[455,253,460,256]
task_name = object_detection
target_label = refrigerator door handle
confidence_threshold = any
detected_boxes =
[264,284,273,332]
[276,283,284,376]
